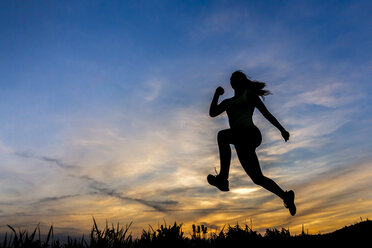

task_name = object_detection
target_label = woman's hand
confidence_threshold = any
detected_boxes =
[215,86,224,96]
[281,130,290,142]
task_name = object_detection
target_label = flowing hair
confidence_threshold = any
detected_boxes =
[231,70,271,99]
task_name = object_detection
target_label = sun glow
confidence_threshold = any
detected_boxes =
[231,187,259,195]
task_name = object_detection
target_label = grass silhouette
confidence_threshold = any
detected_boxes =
[1,218,370,247]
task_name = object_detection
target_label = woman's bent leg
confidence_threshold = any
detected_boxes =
[235,145,285,199]
[217,129,233,180]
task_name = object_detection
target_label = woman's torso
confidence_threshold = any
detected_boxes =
[225,90,256,130]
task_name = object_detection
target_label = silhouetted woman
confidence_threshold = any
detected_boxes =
[208,70,296,216]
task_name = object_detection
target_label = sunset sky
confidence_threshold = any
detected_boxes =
[1,0,371,238]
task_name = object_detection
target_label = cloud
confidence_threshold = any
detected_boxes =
[82,175,179,213]
[13,151,77,170]
[36,194,81,204]
[144,79,163,103]
[258,107,353,156]
[132,78,164,104]
[283,81,363,109]
[196,156,372,234]
[283,159,372,230]
[12,151,181,213]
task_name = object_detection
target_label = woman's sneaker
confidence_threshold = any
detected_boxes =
[207,174,229,191]
[283,190,296,216]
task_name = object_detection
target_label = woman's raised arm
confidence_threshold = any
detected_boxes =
[209,87,227,117]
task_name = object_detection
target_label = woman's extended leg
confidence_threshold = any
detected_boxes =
[235,145,296,216]
[217,129,233,180]
[235,145,285,199]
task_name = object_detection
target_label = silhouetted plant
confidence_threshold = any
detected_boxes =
[3,224,57,248]
[90,217,132,248]
[224,223,262,245]
[136,221,186,248]
[1,219,371,247]
[265,227,291,240]
[191,224,207,240]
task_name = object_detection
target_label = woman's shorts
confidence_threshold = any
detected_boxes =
[231,126,262,148]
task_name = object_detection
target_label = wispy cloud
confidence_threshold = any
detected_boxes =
[81,175,179,213]
[11,150,181,213]
[140,78,164,103]
[14,151,78,170]
[283,81,363,109]
[35,194,81,204]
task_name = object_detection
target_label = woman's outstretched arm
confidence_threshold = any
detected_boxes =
[255,96,290,142]
[209,86,226,117]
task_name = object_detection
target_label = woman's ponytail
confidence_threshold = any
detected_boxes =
[231,70,271,98]
[249,80,271,98]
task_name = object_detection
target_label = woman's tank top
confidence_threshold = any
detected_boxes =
[225,90,255,129]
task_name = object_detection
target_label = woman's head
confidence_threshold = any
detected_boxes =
[230,70,249,91]
[230,70,271,97]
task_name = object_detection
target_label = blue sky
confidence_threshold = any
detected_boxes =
[0,0,371,237]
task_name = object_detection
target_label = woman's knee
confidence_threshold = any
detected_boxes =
[251,175,266,186]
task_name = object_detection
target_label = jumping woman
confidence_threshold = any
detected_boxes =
[207,70,296,216]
